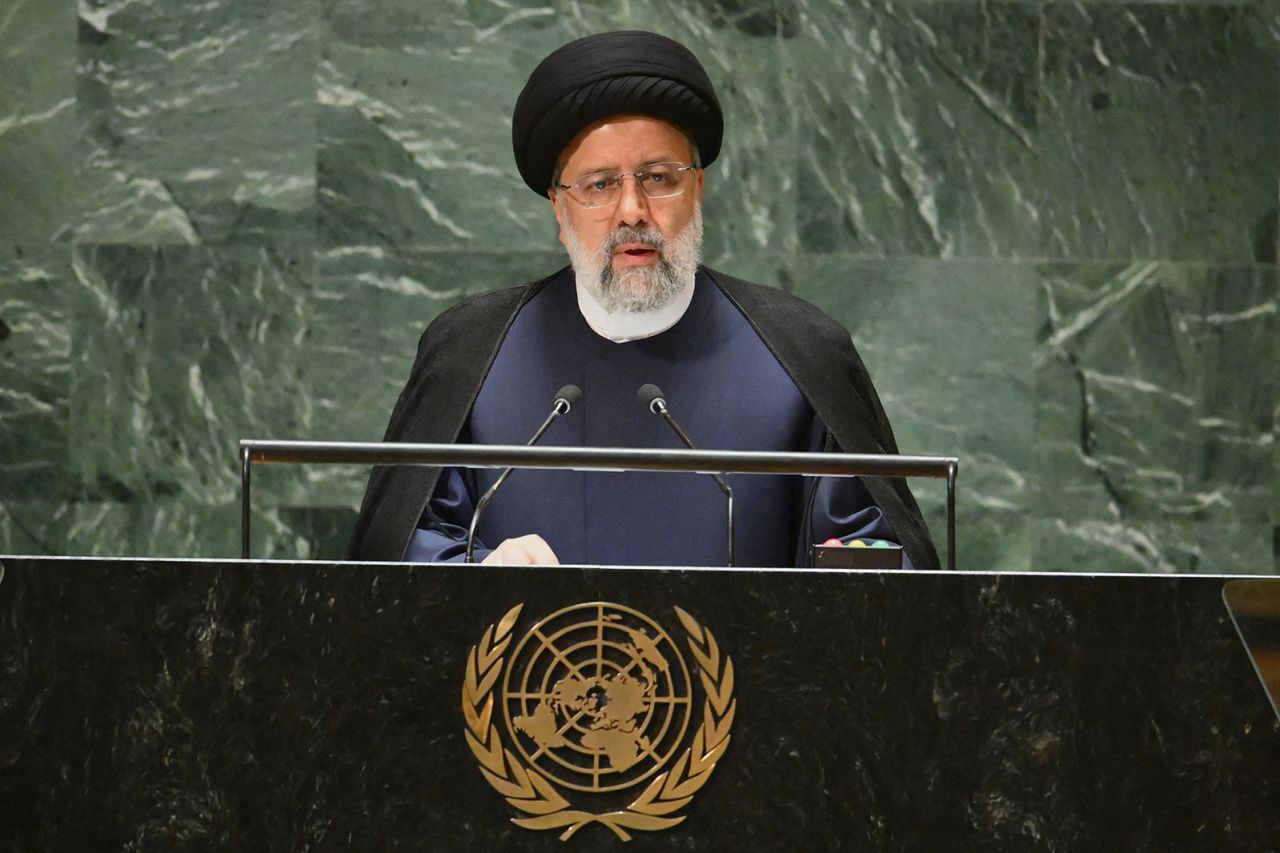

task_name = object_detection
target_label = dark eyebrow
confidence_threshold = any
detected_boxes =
[572,157,682,180]
[571,166,617,180]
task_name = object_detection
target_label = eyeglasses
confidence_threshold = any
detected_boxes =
[557,162,698,209]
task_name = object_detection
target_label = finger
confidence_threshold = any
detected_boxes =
[482,538,533,566]
[515,535,559,566]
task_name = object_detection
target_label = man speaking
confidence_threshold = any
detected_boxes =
[348,31,938,570]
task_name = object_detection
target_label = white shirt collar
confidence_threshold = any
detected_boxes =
[574,274,696,343]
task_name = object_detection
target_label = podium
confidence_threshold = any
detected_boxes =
[2,556,1278,850]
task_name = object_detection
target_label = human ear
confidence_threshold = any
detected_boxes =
[548,190,568,246]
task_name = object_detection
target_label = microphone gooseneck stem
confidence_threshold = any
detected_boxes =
[652,401,735,567]
[465,395,572,564]
[653,405,694,450]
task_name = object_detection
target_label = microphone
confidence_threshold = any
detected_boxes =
[465,384,582,563]
[637,384,735,566]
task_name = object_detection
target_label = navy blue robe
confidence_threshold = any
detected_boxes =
[408,272,900,567]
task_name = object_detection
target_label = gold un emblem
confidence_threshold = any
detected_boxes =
[462,602,736,841]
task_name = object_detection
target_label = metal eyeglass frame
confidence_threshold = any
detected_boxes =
[556,162,698,208]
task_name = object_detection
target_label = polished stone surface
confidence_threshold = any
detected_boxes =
[1037,3,1279,265]
[792,256,1037,572]
[1034,262,1276,573]
[0,0,1276,570]
[1,558,1278,849]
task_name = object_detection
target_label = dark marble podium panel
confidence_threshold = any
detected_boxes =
[2,557,1277,851]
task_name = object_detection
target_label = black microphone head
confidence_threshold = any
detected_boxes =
[552,384,583,412]
[637,383,666,414]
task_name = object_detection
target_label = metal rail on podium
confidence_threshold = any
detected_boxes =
[237,439,960,569]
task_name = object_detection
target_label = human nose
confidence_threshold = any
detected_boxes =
[613,173,650,225]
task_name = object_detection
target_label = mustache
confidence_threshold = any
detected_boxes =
[603,225,668,255]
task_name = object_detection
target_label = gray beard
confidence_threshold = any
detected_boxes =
[563,207,703,315]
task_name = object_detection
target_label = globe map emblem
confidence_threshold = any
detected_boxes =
[502,603,693,793]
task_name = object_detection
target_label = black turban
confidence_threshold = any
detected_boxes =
[512,31,723,196]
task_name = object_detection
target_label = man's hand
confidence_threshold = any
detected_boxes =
[481,534,560,566]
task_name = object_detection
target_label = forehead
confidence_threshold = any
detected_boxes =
[558,115,693,177]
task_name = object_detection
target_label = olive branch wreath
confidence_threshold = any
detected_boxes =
[462,604,735,842]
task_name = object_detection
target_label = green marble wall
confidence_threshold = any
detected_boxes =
[1,0,1276,572]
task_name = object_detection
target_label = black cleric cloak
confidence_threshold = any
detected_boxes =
[347,267,941,570]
